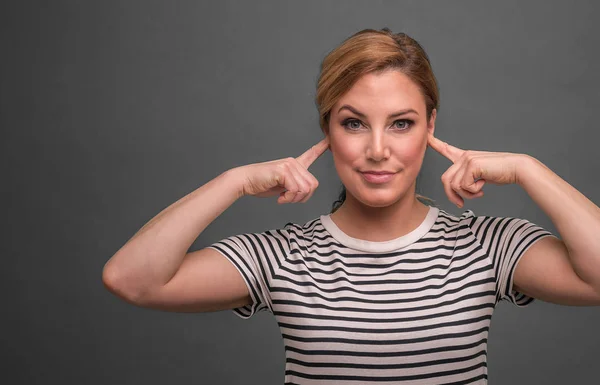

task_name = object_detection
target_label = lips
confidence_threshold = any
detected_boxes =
[360,171,397,184]
[361,171,396,175]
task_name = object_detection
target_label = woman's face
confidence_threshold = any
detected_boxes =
[326,69,436,208]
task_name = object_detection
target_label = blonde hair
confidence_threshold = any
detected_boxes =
[315,28,439,213]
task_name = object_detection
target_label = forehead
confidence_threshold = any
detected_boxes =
[334,70,425,115]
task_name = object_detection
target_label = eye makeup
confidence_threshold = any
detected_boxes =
[340,117,415,132]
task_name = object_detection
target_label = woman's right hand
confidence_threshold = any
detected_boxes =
[235,137,330,204]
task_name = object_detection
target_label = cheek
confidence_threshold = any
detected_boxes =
[399,143,424,163]
[331,137,361,166]
[397,135,427,164]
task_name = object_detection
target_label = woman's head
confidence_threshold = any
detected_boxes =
[315,28,439,212]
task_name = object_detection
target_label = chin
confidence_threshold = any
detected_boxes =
[353,189,404,208]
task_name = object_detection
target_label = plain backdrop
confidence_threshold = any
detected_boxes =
[2,1,599,384]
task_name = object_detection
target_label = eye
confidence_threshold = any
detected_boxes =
[341,118,363,131]
[393,119,414,131]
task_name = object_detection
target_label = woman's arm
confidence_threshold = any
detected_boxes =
[512,155,600,302]
[102,137,328,311]
[427,132,600,305]
[102,168,246,306]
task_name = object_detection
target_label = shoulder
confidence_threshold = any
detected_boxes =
[443,208,521,232]
[434,207,476,231]
[280,216,330,245]
[282,216,323,234]
[432,208,525,242]
[453,209,553,249]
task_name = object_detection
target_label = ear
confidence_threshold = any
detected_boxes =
[427,108,437,136]
[323,115,331,136]
[322,119,331,147]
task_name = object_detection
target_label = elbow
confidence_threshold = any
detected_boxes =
[102,261,147,306]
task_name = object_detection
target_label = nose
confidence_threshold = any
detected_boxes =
[365,129,390,161]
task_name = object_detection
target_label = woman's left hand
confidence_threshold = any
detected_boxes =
[427,132,528,208]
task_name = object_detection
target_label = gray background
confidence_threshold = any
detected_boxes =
[2,1,599,384]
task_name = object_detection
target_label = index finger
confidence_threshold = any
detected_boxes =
[427,132,464,163]
[296,136,330,169]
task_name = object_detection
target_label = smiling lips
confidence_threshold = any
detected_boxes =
[360,170,397,184]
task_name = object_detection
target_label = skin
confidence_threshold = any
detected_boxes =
[324,69,436,242]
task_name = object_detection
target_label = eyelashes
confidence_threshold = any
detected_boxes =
[340,118,415,132]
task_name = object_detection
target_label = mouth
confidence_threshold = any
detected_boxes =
[359,171,397,184]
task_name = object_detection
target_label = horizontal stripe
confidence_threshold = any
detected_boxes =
[285,361,487,382]
[282,325,489,345]
[274,302,495,324]
[284,338,488,358]
[273,290,496,314]
[278,314,492,334]
[285,349,487,370]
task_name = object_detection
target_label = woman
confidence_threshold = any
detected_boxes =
[103,28,600,384]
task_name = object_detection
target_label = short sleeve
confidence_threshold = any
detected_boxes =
[466,212,556,307]
[207,229,288,319]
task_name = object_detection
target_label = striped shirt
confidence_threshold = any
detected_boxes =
[208,206,555,384]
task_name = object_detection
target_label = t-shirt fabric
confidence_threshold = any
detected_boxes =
[208,206,556,384]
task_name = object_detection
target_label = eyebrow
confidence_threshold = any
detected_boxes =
[337,104,419,119]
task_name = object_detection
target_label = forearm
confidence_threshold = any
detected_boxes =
[517,155,600,288]
[103,168,245,298]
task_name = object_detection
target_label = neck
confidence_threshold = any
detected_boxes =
[330,190,430,242]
